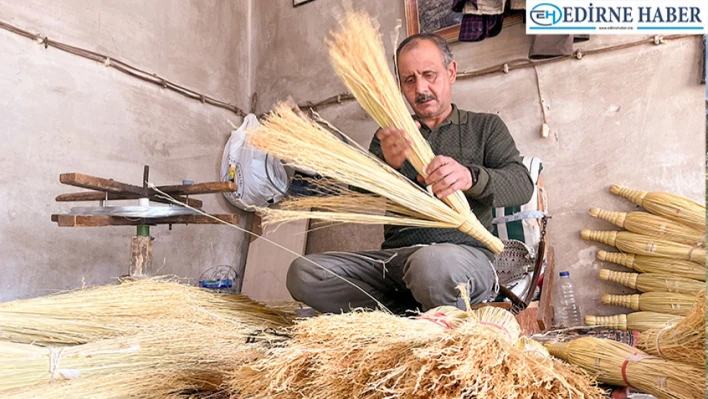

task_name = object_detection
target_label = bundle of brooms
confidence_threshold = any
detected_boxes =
[635,291,706,368]
[248,9,503,254]
[0,277,292,345]
[0,321,269,397]
[227,307,605,399]
[546,337,704,399]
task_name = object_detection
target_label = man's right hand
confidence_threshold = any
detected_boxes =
[375,122,419,169]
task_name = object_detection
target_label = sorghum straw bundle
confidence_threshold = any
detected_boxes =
[597,250,705,281]
[637,291,706,367]
[229,310,604,399]
[589,208,704,246]
[598,269,704,295]
[250,103,503,253]
[0,321,267,394]
[601,292,697,316]
[584,312,684,332]
[324,11,503,254]
[1,369,224,399]
[546,337,704,399]
[580,230,705,265]
[0,278,292,345]
[610,184,706,231]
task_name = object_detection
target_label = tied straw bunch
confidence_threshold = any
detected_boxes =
[249,9,503,254]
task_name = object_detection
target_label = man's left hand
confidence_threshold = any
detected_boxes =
[416,155,473,199]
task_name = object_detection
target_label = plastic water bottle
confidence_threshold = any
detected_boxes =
[556,271,583,327]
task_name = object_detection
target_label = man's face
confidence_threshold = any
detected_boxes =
[397,40,457,120]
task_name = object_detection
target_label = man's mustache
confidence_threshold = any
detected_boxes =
[415,93,436,104]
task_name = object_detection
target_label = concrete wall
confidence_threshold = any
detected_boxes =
[0,0,251,301]
[252,1,705,315]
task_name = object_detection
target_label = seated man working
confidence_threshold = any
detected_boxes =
[287,33,534,314]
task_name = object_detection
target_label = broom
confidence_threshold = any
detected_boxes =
[324,11,502,254]
[584,312,684,332]
[0,321,267,394]
[589,208,704,246]
[229,311,604,399]
[597,250,705,282]
[546,337,704,399]
[580,230,705,265]
[601,292,697,316]
[598,269,704,295]
[250,103,503,253]
[0,278,292,345]
[636,291,705,367]
[610,184,705,231]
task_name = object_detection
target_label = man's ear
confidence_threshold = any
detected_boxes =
[448,60,457,83]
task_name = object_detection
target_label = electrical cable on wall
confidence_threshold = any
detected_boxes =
[0,19,695,117]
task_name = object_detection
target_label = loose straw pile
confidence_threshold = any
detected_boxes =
[636,291,706,367]
[546,337,704,399]
[0,277,292,345]
[251,103,503,253]
[228,309,603,399]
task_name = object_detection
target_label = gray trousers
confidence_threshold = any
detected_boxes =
[286,243,497,314]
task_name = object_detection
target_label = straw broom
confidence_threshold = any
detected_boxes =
[580,230,705,265]
[250,103,503,253]
[229,310,604,399]
[601,292,697,316]
[589,208,704,246]
[597,250,705,282]
[636,291,705,367]
[598,269,704,295]
[0,278,292,345]
[324,11,502,253]
[584,312,684,332]
[610,184,705,231]
[546,337,704,399]
[0,321,268,394]
[1,369,225,399]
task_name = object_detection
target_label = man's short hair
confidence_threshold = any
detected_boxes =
[395,33,454,68]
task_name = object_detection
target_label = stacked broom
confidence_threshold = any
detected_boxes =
[547,185,707,398]
[0,278,293,397]
[580,185,705,334]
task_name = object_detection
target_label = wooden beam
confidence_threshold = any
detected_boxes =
[537,246,555,331]
[56,191,203,208]
[60,173,147,196]
[51,214,240,227]
[156,181,236,196]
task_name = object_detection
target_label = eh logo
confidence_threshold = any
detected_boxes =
[530,3,563,26]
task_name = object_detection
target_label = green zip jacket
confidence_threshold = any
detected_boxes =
[369,104,534,256]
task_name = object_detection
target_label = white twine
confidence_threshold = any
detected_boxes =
[48,347,81,380]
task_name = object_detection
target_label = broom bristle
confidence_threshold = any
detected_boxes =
[601,292,697,316]
[636,291,705,367]
[610,184,705,231]
[596,251,706,281]
[546,337,704,399]
[589,208,704,245]
[250,103,503,253]
[582,230,705,264]
[584,312,684,332]
[599,269,704,295]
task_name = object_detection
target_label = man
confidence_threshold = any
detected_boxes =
[286,33,534,314]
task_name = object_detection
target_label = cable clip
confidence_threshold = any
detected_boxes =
[653,35,664,45]
[502,63,510,74]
